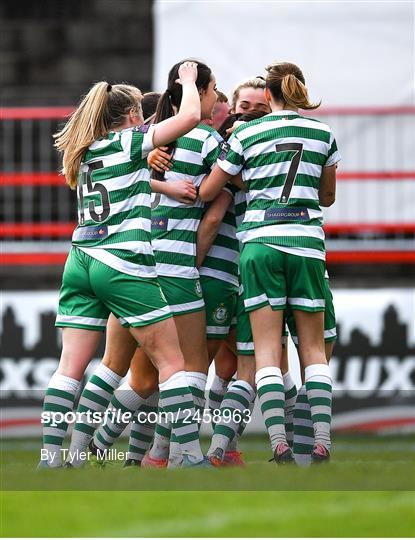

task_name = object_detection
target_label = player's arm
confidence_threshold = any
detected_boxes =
[196,189,233,267]
[151,179,196,204]
[152,62,200,148]
[319,164,337,207]
[198,165,233,202]
[230,172,246,192]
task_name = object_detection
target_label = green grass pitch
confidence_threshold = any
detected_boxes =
[1,435,414,537]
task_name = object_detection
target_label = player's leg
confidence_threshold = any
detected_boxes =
[205,308,238,429]
[140,276,206,466]
[129,316,206,465]
[147,276,209,466]
[288,254,332,463]
[68,314,136,466]
[208,353,255,466]
[124,350,159,466]
[91,348,159,464]
[280,331,298,449]
[175,308,209,415]
[240,243,293,464]
[217,327,255,465]
[40,248,108,468]
[167,307,208,465]
[95,264,207,466]
[208,291,254,465]
[202,274,237,363]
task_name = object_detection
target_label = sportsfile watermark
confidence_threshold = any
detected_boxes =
[40,407,252,428]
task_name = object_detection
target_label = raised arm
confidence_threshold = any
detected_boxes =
[153,62,201,148]
[196,189,233,267]
[319,164,337,207]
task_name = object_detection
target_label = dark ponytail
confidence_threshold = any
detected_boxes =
[154,58,212,124]
[152,59,212,180]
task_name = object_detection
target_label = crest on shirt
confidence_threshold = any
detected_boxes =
[219,141,230,160]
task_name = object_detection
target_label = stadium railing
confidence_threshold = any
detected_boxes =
[1,106,414,266]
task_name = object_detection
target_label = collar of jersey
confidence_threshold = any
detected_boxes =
[268,110,299,117]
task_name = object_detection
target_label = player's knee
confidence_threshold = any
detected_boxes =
[102,356,130,377]
[130,376,158,398]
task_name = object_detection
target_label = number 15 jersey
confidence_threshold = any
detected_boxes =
[71,125,158,278]
[217,111,340,261]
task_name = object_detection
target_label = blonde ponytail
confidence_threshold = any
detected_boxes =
[281,73,320,110]
[54,82,142,189]
[266,62,321,111]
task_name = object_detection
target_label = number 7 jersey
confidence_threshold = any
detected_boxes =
[217,111,341,261]
[71,125,158,278]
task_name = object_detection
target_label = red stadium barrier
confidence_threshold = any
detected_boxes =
[324,223,415,234]
[327,251,415,264]
[0,107,74,119]
[0,223,75,237]
[0,253,68,265]
[1,251,414,266]
[1,106,414,267]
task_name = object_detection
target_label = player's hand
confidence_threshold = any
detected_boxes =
[226,120,245,136]
[148,147,173,173]
[176,61,198,85]
[169,180,197,203]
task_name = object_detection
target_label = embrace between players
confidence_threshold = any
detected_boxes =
[38,58,340,470]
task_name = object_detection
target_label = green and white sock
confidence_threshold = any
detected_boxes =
[41,372,80,467]
[159,370,203,463]
[228,393,256,451]
[167,434,182,468]
[93,382,146,453]
[256,366,287,452]
[167,372,207,467]
[127,391,159,463]
[68,363,121,466]
[208,375,229,428]
[208,380,255,456]
[305,364,333,451]
[187,371,207,423]
[283,372,297,448]
[148,405,171,460]
[293,385,314,466]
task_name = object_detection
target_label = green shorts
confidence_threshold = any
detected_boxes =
[201,276,238,340]
[56,247,172,331]
[236,285,287,356]
[157,275,205,315]
[236,287,254,356]
[240,243,326,313]
[286,278,337,344]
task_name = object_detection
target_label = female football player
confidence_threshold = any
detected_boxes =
[199,62,340,464]
[39,62,209,468]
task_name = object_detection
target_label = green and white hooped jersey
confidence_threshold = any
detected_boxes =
[151,123,223,279]
[218,111,341,261]
[71,125,157,278]
[199,186,240,288]
[234,189,247,229]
